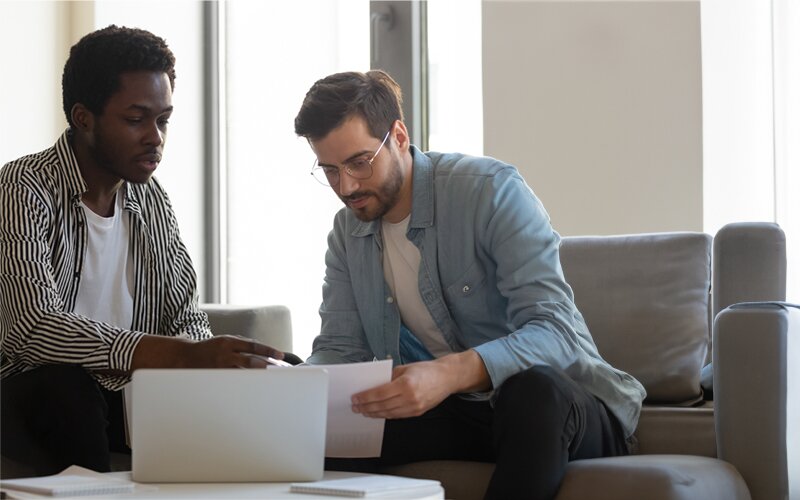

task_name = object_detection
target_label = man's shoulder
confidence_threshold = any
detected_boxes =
[425,150,519,180]
[0,146,61,186]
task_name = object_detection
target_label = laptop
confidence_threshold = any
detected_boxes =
[130,367,329,483]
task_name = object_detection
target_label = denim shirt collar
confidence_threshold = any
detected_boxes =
[350,145,433,238]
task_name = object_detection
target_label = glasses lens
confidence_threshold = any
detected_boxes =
[346,157,373,179]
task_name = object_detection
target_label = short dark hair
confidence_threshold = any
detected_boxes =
[294,70,404,141]
[62,25,176,127]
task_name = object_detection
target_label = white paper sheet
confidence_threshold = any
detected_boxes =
[314,359,393,458]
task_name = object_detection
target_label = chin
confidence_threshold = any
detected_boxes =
[125,173,155,185]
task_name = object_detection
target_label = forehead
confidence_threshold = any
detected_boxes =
[105,71,173,111]
[310,115,375,164]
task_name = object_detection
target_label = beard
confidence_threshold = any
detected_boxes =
[339,153,405,222]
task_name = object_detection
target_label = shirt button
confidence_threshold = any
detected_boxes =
[386,296,394,304]
[462,285,471,293]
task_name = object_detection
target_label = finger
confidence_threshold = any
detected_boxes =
[351,381,403,406]
[230,337,284,359]
[356,394,414,418]
[237,353,269,369]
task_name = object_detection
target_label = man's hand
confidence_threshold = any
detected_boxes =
[351,349,491,419]
[131,335,285,370]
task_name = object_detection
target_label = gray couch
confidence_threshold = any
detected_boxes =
[378,222,794,500]
[3,223,795,500]
[205,223,794,500]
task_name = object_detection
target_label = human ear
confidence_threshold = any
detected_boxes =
[70,103,94,131]
[392,120,411,152]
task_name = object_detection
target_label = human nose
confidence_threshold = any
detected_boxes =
[337,169,360,196]
[143,121,165,147]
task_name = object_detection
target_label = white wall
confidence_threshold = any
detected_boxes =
[482,0,703,236]
[1,2,71,162]
[0,1,207,297]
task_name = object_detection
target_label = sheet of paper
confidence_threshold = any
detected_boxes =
[313,359,393,458]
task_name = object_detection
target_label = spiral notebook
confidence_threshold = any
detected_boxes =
[0,466,135,497]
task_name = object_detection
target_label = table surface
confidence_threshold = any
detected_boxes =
[5,470,445,499]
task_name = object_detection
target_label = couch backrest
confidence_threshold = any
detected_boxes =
[560,232,712,405]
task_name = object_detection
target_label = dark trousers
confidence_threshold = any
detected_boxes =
[327,366,629,500]
[0,365,129,476]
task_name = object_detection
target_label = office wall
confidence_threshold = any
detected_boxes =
[483,1,702,236]
[0,1,206,296]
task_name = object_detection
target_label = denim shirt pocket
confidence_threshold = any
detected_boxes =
[444,261,488,323]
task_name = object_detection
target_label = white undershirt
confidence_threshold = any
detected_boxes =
[382,216,452,358]
[73,191,134,329]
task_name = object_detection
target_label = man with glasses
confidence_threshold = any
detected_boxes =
[295,70,645,500]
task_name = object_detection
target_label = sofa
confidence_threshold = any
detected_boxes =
[2,223,795,500]
[377,222,794,500]
[204,223,794,500]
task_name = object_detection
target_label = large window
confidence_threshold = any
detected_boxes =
[701,0,800,301]
[224,0,369,357]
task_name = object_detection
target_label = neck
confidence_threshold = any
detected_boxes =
[71,134,124,217]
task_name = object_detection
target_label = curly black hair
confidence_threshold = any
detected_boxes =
[62,25,176,127]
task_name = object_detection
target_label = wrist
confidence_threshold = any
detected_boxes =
[442,349,491,393]
[132,335,194,370]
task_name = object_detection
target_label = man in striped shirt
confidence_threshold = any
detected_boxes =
[0,26,284,476]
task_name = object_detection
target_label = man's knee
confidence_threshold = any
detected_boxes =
[3,365,108,428]
[496,366,568,408]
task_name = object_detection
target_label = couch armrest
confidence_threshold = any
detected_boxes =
[200,304,293,353]
[713,302,799,500]
[712,223,786,320]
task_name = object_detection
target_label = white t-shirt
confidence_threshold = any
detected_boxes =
[73,191,134,329]
[382,215,452,358]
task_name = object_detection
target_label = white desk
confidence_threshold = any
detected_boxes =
[27,471,444,499]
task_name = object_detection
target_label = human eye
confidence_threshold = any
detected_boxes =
[348,156,371,172]
[322,166,339,176]
[125,116,143,124]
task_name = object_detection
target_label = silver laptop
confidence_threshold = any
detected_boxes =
[130,368,328,483]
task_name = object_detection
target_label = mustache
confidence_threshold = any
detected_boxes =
[342,191,373,202]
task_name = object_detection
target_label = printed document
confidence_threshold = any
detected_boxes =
[313,359,393,458]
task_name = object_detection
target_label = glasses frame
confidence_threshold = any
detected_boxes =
[310,129,392,187]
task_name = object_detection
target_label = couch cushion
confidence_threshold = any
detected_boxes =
[382,454,749,500]
[556,455,750,500]
[635,404,715,457]
[560,232,712,404]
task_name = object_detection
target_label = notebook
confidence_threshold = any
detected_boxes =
[1,466,135,497]
[130,368,329,483]
[290,475,441,498]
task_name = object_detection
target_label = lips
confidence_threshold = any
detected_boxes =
[346,195,370,209]
[136,152,162,172]
[137,153,162,163]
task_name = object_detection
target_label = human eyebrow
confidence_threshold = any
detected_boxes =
[126,104,174,115]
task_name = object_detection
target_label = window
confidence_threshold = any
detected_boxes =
[701,0,799,301]
[224,0,369,357]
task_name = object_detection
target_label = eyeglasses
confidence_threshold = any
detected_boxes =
[310,129,391,187]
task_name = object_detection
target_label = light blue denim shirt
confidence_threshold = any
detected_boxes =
[308,147,646,436]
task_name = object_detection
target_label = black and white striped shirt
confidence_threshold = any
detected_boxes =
[0,130,211,390]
